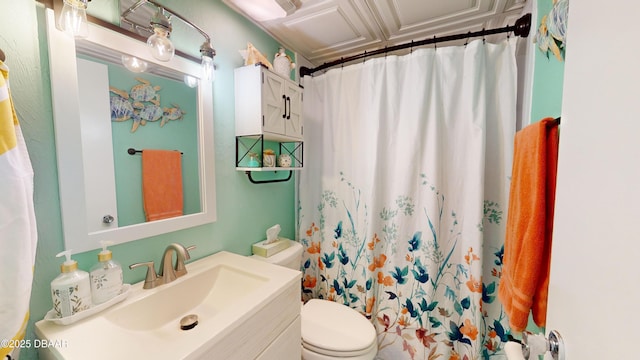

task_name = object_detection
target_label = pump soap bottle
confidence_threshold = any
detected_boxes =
[90,241,124,305]
[51,250,92,318]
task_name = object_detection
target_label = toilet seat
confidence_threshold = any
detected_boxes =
[301,299,377,358]
[302,338,378,358]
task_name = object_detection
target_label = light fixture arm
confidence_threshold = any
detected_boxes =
[119,0,215,80]
[121,0,212,44]
[120,0,147,19]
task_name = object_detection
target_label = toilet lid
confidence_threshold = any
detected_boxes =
[301,299,376,354]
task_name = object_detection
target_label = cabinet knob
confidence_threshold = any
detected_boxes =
[102,215,115,224]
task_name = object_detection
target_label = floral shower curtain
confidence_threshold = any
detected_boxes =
[298,38,517,359]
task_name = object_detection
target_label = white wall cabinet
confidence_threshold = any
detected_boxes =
[234,65,304,182]
[235,64,303,142]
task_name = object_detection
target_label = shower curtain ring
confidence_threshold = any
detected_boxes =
[434,36,437,50]
[464,31,471,47]
[482,28,486,44]
[363,51,367,63]
[410,40,414,53]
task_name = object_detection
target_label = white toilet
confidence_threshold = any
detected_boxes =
[251,240,378,360]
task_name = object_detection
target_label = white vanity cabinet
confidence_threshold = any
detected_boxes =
[234,64,303,141]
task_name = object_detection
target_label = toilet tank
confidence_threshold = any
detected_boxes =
[250,239,303,270]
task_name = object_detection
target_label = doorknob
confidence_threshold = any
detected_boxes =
[507,330,565,360]
[547,330,565,360]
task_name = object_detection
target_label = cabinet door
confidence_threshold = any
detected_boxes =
[262,70,286,135]
[284,82,303,139]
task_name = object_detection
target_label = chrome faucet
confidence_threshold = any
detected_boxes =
[129,243,195,289]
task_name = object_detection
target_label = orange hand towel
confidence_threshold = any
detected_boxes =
[142,149,184,222]
[498,117,559,332]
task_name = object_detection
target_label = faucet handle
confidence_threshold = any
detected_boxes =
[129,261,160,289]
[175,245,196,277]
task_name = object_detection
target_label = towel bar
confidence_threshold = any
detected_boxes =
[245,170,292,184]
[127,148,183,155]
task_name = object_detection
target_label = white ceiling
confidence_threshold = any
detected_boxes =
[223,0,530,67]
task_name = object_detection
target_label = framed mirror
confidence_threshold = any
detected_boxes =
[45,9,216,253]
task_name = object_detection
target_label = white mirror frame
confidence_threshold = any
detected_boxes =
[45,9,216,253]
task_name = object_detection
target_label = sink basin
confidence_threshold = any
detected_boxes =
[105,264,268,332]
[35,251,301,360]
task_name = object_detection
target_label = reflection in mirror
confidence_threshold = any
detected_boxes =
[45,8,216,253]
[91,57,201,226]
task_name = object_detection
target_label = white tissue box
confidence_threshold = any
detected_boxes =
[252,238,291,257]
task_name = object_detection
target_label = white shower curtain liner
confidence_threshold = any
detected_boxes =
[298,38,517,359]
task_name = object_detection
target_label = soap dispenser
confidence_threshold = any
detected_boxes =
[51,250,92,318]
[89,241,123,305]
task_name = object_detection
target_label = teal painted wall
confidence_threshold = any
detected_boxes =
[530,0,566,123]
[1,2,295,359]
[525,0,567,337]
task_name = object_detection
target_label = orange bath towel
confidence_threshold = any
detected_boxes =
[142,149,184,221]
[498,117,559,333]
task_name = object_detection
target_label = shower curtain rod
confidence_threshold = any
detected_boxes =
[299,13,532,77]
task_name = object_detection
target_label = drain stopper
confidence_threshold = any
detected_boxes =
[180,314,198,330]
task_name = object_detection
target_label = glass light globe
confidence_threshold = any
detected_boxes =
[58,0,89,39]
[200,40,216,83]
[201,55,215,82]
[147,28,174,62]
[183,75,198,88]
[121,55,148,73]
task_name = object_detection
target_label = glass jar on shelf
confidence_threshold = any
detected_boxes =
[247,152,260,167]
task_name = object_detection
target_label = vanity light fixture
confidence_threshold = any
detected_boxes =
[58,0,89,38]
[146,8,175,62]
[120,0,217,82]
[121,55,149,73]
